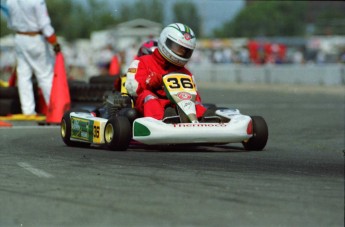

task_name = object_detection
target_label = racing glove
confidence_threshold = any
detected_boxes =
[146,72,163,90]
[46,34,61,54]
[53,43,61,54]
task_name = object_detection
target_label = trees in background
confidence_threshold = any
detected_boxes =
[172,2,201,37]
[0,0,120,40]
[47,0,119,41]
[213,0,345,38]
[1,0,202,40]
[1,0,344,40]
[213,1,307,38]
[0,0,164,41]
[119,0,163,23]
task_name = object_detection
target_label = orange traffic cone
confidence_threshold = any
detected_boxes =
[8,68,17,87]
[46,52,70,124]
[108,55,120,76]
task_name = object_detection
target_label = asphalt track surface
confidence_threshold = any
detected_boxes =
[1,83,344,227]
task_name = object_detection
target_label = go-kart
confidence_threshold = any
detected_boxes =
[61,73,268,151]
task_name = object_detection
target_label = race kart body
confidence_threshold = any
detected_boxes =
[61,73,268,151]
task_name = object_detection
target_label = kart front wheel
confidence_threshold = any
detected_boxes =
[242,116,268,151]
[104,116,131,151]
[61,111,91,147]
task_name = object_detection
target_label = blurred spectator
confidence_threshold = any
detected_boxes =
[96,44,114,76]
[124,43,138,71]
[223,48,232,63]
[316,50,326,64]
[293,48,304,64]
[213,49,224,63]
[340,49,345,63]
[239,47,250,64]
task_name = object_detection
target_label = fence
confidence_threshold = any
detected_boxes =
[188,63,345,86]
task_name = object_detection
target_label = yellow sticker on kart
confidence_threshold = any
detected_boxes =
[92,120,101,143]
[120,77,128,94]
[163,73,196,93]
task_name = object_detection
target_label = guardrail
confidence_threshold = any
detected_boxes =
[188,64,345,86]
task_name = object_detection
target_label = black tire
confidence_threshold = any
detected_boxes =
[0,87,19,99]
[89,75,117,84]
[242,116,268,151]
[104,116,131,151]
[60,111,91,147]
[0,99,21,116]
[68,80,87,102]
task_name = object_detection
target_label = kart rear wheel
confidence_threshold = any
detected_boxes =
[104,116,131,151]
[242,116,268,151]
[61,111,91,147]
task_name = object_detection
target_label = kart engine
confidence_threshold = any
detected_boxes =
[103,91,132,118]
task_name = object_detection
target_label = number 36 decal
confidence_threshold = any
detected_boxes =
[93,125,100,138]
[163,74,195,91]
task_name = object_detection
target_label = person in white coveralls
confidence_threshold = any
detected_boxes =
[4,0,60,116]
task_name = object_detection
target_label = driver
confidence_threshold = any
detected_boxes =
[136,39,158,58]
[125,23,206,120]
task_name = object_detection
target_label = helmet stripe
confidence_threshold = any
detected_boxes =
[168,24,181,33]
[185,25,190,33]
[168,23,194,38]
[175,23,181,31]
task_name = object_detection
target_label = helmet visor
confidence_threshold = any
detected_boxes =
[166,38,193,59]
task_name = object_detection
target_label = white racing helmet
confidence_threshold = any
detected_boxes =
[158,23,196,67]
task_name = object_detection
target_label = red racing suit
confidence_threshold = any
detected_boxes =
[125,49,206,120]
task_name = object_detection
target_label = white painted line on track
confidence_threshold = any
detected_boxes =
[17,162,54,178]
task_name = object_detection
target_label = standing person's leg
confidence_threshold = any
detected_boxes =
[15,35,35,115]
[28,36,54,106]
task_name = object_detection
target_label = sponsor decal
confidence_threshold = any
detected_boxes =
[81,131,88,138]
[182,101,192,110]
[184,33,191,40]
[134,122,151,136]
[177,92,192,100]
[71,117,93,142]
[128,68,137,73]
[173,123,227,128]
[72,119,81,130]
